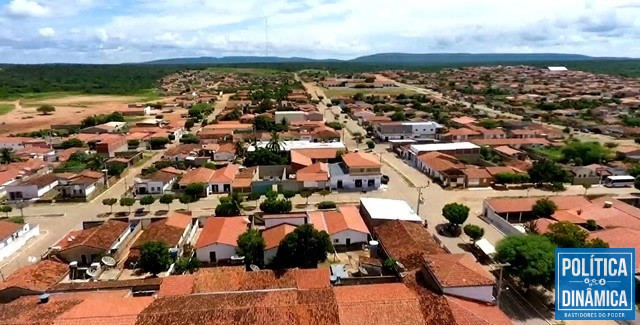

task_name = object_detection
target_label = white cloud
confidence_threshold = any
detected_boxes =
[1,0,640,63]
[6,0,50,18]
[38,27,55,37]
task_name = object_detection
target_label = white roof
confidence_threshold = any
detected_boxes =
[401,121,443,127]
[548,66,568,71]
[409,142,479,154]
[248,140,345,152]
[606,175,634,181]
[359,198,422,222]
[475,238,496,256]
[104,121,126,128]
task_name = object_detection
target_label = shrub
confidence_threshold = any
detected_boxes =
[317,201,337,209]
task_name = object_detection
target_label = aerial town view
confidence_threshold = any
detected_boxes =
[0,1,639,324]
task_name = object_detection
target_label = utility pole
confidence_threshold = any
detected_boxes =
[416,185,427,215]
[495,262,510,307]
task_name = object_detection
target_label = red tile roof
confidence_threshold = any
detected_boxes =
[423,254,495,287]
[210,164,240,183]
[0,220,23,240]
[56,295,154,324]
[320,205,369,235]
[589,227,640,272]
[417,152,464,173]
[157,274,195,297]
[132,214,192,249]
[296,162,329,181]
[486,196,591,214]
[0,259,68,293]
[177,167,215,186]
[262,224,296,250]
[342,152,381,168]
[374,221,446,271]
[195,216,248,249]
[56,220,129,252]
[445,296,512,325]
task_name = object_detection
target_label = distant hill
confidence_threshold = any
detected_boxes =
[143,56,323,65]
[142,53,623,65]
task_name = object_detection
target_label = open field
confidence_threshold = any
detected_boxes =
[0,94,171,136]
[322,86,418,98]
[0,103,14,115]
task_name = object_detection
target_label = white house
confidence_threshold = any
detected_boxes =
[0,221,40,261]
[275,111,307,124]
[6,173,58,201]
[421,253,496,303]
[134,167,183,196]
[329,152,382,191]
[376,121,443,141]
[57,170,105,200]
[195,216,249,263]
[309,205,370,247]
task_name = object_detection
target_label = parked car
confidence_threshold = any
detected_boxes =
[381,175,390,184]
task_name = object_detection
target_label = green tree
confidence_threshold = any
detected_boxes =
[390,111,407,121]
[36,104,56,115]
[0,205,12,217]
[138,241,172,275]
[185,119,195,130]
[532,198,557,218]
[174,256,199,274]
[318,201,337,209]
[119,197,136,212]
[235,141,245,158]
[216,198,241,216]
[101,198,118,213]
[149,137,170,149]
[203,162,217,170]
[184,183,205,199]
[496,235,556,287]
[300,190,312,206]
[366,140,375,149]
[246,192,261,208]
[86,153,107,171]
[245,148,287,166]
[463,224,485,243]
[545,221,609,248]
[319,189,331,199]
[561,140,612,165]
[582,182,591,195]
[179,133,200,144]
[139,195,155,212]
[127,139,140,148]
[179,194,194,209]
[236,229,266,268]
[0,148,19,164]
[274,224,333,268]
[159,194,174,210]
[528,160,569,185]
[266,131,283,152]
[259,198,292,214]
[60,138,84,149]
[281,190,296,199]
[442,203,470,230]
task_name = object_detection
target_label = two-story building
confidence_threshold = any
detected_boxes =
[330,152,382,190]
[375,121,443,142]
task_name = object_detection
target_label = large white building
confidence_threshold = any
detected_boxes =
[248,140,345,152]
[406,142,480,164]
[376,121,443,141]
[359,198,422,228]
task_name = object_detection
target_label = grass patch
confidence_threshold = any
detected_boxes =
[532,146,564,162]
[206,67,285,75]
[0,104,14,115]
[11,91,83,102]
[133,88,162,102]
[323,87,417,98]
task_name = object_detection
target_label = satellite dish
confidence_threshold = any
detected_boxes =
[27,256,38,264]
[358,267,368,276]
[249,264,260,272]
[101,256,116,267]
[86,268,97,277]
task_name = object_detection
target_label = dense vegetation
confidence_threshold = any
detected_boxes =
[0,64,187,99]
[1,59,639,99]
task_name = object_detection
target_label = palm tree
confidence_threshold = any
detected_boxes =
[86,154,108,172]
[0,148,19,164]
[266,131,283,153]
[234,141,245,158]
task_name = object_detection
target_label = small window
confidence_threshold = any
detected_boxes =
[334,239,339,243]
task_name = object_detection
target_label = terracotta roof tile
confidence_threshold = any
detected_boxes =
[132,214,192,249]
[374,221,446,271]
[0,295,83,324]
[210,164,239,183]
[296,162,329,181]
[56,220,129,252]
[417,152,464,173]
[157,274,195,297]
[292,148,342,160]
[423,254,495,287]
[445,296,512,325]
[0,259,68,293]
[342,152,381,168]
[320,205,369,235]
[178,167,215,186]
[56,296,154,324]
[486,196,591,214]
[195,216,248,249]
[0,220,23,240]
[589,227,640,272]
[262,224,296,250]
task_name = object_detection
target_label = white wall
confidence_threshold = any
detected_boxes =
[0,224,39,261]
[136,181,167,195]
[331,230,368,246]
[330,174,381,190]
[210,182,231,193]
[483,202,524,236]
[443,285,495,303]
[196,243,236,262]
[7,185,39,200]
[214,152,235,161]
[275,111,306,123]
[265,217,306,229]
[36,181,58,197]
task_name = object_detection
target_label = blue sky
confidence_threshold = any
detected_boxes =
[0,0,639,63]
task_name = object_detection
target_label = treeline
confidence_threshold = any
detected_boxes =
[0,64,192,99]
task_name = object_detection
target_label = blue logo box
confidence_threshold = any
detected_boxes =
[555,248,635,321]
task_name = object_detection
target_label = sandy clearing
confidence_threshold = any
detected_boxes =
[0,95,172,136]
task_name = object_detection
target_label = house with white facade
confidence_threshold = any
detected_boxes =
[5,173,59,201]
[195,216,249,263]
[134,167,183,196]
[177,165,240,195]
[359,197,423,229]
[308,205,370,248]
[57,170,105,200]
[128,212,196,264]
[0,221,40,261]
[329,152,382,190]
[375,121,443,141]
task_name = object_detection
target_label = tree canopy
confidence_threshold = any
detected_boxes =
[442,203,470,228]
[138,241,172,275]
[545,221,609,248]
[274,224,333,268]
[560,140,612,165]
[236,229,266,268]
[463,224,485,242]
[245,148,288,166]
[531,198,557,218]
[528,160,569,185]
[496,235,556,287]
